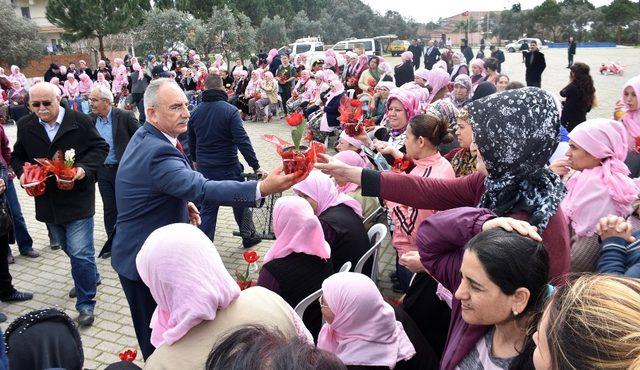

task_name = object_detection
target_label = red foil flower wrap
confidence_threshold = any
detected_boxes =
[119,348,137,362]
[21,163,47,197]
[347,76,358,87]
[35,157,77,191]
[392,156,416,174]
[339,96,364,137]
[262,135,325,183]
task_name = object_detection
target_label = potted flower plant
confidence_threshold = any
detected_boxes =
[36,149,78,191]
[339,96,366,137]
[261,113,325,183]
[21,163,48,197]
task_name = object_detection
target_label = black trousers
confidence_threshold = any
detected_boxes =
[130,93,145,123]
[119,274,157,360]
[0,234,15,298]
[413,59,421,70]
[97,166,118,240]
[280,88,292,115]
[568,53,574,67]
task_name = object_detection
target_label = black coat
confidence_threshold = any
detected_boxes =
[461,46,474,65]
[560,83,591,131]
[90,108,140,162]
[10,109,109,224]
[524,50,546,83]
[395,61,415,87]
[408,44,423,61]
[568,41,576,56]
[424,47,441,69]
[324,92,345,128]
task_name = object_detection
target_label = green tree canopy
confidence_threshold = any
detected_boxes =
[603,0,640,43]
[46,0,150,59]
[257,15,288,50]
[194,6,257,63]
[0,2,43,67]
[135,8,199,55]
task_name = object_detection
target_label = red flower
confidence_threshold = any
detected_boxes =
[392,156,416,174]
[243,250,259,264]
[349,100,360,107]
[367,79,376,87]
[635,136,640,152]
[119,349,137,362]
[285,112,304,127]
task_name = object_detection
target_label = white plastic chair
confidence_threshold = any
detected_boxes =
[339,261,352,272]
[294,288,322,319]
[355,223,387,281]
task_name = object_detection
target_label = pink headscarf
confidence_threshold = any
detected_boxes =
[414,68,430,83]
[267,48,278,64]
[621,75,640,141]
[78,73,93,93]
[59,65,67,75]
[323,56,337,69]
[427,69,451,104]
[114,57,124,66]
[387,89,420,122]
[470,58,485,76]
[263,196,330,263]
[264,71,274,80]
[136,223,241,347]
[401,51,413,62]
[325,79,345,103]
[213,54,223,69]
[132,63,144,80]
[317,272,416,368]
[293,170,362,217]
[356,54,369,75]
[334,150,368,193]
[561,119,639,236]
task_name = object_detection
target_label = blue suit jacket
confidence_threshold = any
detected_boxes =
[111,122,258,280]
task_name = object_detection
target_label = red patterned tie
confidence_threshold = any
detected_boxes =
[176,141,184,154]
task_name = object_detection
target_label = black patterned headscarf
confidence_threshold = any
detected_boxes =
[467,87,566,230]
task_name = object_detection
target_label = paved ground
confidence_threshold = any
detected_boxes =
[1,47,638,369]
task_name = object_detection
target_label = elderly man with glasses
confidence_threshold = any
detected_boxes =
[88,85,140,259]
[10,82,108,327]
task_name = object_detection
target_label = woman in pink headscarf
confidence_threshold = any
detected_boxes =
[293,171,370,274]
[426,69,451,104]
[449,51,468,81]
[245,70,262,120]
[255,71,278,122]
[77,73,93,96]
[333,150,378,228]
[257,196,333,340]
[302,70,330,119]
[139,223,312,368]
[8,65,26,86]
[94,72,110,91]
[318,272,438,369]
[469,59,486,89]
[559,119,639,272]
[395,51,415,87]
[111,57,128,100]
[615,75,640,153]
[64,73,81,110]
[316,79,346,139]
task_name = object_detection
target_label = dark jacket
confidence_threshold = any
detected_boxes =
[424,46,441,70]
[524,50,546,83]
[568,41,576,56]
[460,45,474,65]
[408,44,423,61]
[90,108,140,162]
[560,83,591,131]
[187,89,260,173]
[43,69,61,83]
[10,109,109,224]
[319,204,371,274]
[323,92,345,128]
[490,49,505,72]
[130,72,151,94]
[394,61,415,87]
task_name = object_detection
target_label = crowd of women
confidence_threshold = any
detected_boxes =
[1,43,640,370]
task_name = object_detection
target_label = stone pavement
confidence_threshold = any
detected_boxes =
[1,47,638,369]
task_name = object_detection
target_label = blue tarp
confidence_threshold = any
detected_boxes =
[547,42,616,48]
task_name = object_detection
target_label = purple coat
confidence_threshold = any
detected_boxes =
[417,207,495,370]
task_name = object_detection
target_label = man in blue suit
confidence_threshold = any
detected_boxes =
[112,78,295,359]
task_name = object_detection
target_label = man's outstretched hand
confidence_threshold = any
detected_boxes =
[258,165,299,196]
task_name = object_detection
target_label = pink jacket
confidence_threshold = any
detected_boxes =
[386,153,455,255]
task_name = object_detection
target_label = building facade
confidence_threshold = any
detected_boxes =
[3,0,63,51]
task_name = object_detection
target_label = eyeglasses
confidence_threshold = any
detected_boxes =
[318,295,328,309]
[30,101,53,108]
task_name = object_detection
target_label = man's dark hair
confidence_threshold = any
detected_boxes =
[204,73,225,91]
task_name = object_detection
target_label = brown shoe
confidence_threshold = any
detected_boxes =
[20,250,40,258]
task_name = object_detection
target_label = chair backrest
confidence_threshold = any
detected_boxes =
[355,223,387,281]
[339,261,352,272]
[294,288,322,319]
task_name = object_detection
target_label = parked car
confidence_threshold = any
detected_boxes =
[388,40,410,56]
[278,37,325,57]
[505,38,546,52]
[333,37,385,56]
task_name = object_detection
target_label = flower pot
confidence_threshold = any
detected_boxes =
[342,121,364,137]
[22,181,46,197]
[236,279,254,291]
[280,145,315,181]
[56,169,76,191]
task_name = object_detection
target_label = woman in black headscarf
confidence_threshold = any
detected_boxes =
[471,81,497,101]
[316,87,570,281]
[5,308,84,370]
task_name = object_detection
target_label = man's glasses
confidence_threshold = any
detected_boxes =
[30,101,53,108]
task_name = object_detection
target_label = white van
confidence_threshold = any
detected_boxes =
[332,38,384,56]
[279,37,325,57]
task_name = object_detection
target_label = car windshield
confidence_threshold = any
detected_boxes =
[296,44,311,53]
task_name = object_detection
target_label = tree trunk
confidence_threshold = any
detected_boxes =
[98,35,106,60]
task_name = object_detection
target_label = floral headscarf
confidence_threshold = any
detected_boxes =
[468,87,566,230]
[447,74,472,108]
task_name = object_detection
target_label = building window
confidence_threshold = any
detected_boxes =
[20,6,31,19]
